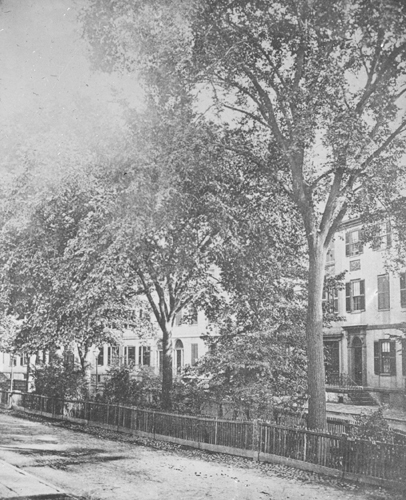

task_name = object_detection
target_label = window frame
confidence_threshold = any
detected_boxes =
[372,221,392,251]
[107,346,119,366]
[191,343,199,366]
[374,340,396,376]
[322,287,338,313]
[345,229,363,257]
[377,274,390,310]
[345,279,365,312]
[138,346,151,366]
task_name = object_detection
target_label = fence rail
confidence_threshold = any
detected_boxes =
[1,390,405,487]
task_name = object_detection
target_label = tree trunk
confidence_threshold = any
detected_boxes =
[161,323,173,410]
[306,239,327,430]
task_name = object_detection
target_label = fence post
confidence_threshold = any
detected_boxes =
[252,419,260,462]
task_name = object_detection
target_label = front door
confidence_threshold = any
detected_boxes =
[353,337,363,385]
[324,341,340,384]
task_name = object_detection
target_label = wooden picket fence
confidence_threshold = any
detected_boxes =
[1,391,405,488]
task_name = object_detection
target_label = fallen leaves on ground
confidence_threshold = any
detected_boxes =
[4,409,402,500]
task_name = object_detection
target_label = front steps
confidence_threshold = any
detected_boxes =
[348,390,378,406]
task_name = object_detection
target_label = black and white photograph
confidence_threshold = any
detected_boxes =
[0,1,405,498]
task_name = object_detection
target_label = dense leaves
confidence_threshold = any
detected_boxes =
[32,354,88,400]
[191,331,307,419]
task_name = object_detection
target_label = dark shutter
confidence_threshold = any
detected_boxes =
[107,347,111,365]
[359,230,364,254]
[360,280,365,310]
[345,232,350,256]
[374,342,380,375]
[138,346,142,365]
[401,273,406,308]
[97,348,104,366]
[346,282,351,312]
[402,340,406,377]
[390,341,397,376]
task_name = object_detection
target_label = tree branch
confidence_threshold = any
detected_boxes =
[360,120,406,170]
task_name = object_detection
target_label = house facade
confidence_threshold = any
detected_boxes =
[0,308,210,392]
[91,309,209,390]
[324,220,406,408]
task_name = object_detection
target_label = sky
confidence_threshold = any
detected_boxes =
[0,0,143,184]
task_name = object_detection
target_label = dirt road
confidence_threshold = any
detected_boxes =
[0,410,394,500]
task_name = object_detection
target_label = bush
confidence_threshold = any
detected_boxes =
[102,364,161,408]
[350,408,394,443]
[32,355,88,400]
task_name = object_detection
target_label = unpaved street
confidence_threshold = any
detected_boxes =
[0,410,394,500]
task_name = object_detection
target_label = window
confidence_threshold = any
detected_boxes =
[345,229,363,257]
[191,344,199,366]
[346,280,365,312]
[107,346,119,365]
[372,221,392,251]
[374,340,396,375]
[124,346,136,365]
[97,347,104,366]
[322,288,338,313]
[377,274,390,310]
[64,351,75,368]
[175,306,198,326]
[139,346,151,366]
[175,340,184,373]
[400,273,406,308]
[139,309,151,321]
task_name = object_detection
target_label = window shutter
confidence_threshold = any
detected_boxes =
[138,346,142,365]
[97,348,104,366]
[360,280,365,310]
[401,273,406,308]
[402,340,406,377]
[345,232,350,256]
[107,347,111,366]
[191,344,198,366]
[390,341,397,376]
[346,283,351,312]
[374,342,380,375]
[359,229,364,253]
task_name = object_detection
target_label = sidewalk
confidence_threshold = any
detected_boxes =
[0,459,69,499]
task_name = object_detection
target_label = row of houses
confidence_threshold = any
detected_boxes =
[324,220,406,408]
[0,309,209,391]
[1,219,406,409]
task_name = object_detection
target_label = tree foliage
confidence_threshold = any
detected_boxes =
[192,330,307,419]
[0,171,150,370]
[84,0,406,428]
[32,354,88,400]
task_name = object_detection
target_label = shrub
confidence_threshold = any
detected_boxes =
[102,364,161,408]
[32,355,88,400]
[350,408,394,443]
